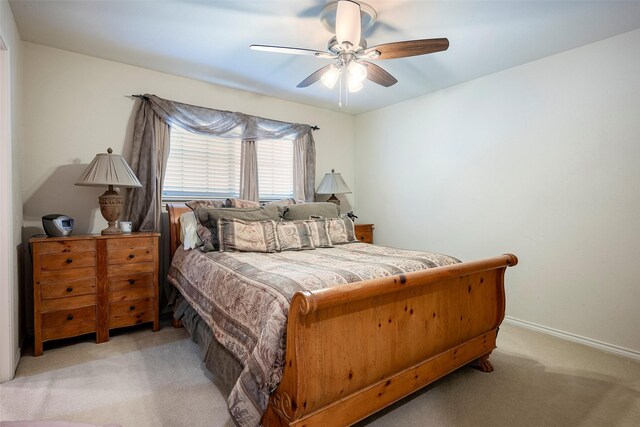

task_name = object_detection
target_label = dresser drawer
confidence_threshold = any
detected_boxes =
[109,273,155,303]
[42,278,96,300]
[107,247,154,265]
[39,267,96,284]
[42,305,96,329]
[41,294,96,313]
[109,285,155,303]
[42,306,96,341]
[107,262,155,276]
[40,251,96,271]
[356,230,373,243]
[107,237,154,250]
[354,224,374,244]
[37,239,96,255]
[109,273,154,292]
[109,298,155,329]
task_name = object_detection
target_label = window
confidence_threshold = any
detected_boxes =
[163,126,241,200]
[257,139,293,201]
[163,126,294,201]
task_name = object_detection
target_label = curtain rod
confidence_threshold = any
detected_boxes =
[128,94,320,131]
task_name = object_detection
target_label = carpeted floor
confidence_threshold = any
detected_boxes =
[1,322,639,427]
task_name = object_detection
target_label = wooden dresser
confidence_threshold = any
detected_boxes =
[30,232,160,356]
[354,224,374,244]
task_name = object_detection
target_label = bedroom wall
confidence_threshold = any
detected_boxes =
[354,29,640,355]
[21,42,356,234]
[0,0,23,382]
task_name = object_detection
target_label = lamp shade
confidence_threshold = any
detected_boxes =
[75,148,142,188]
[316,169,352,195]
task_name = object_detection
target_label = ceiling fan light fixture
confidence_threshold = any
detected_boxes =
[321,64,341,89]
[347,60,367,82]
[335,0,362,47]
[348,78,363,93]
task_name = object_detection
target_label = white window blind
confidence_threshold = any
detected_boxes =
[257,139,294,200]
[163,127,294,201]
[163,126,241,200]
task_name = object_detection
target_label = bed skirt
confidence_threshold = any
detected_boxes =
[174,296,244,398]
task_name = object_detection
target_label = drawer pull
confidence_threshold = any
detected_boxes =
[66,287,73,293]
[66,258,73,264]
[129,305,136,311]
[66,314,74,321]
[128,253,135,259]
[128,279,136,285]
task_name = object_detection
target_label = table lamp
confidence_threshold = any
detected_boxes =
[75,148,142,235]
[316,169,351,205]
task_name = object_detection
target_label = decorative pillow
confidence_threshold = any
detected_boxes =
[302,219,333,248]
[218,218,280,253]
[196,224,215,252]
[185,199,226,211]
[282,202,340,220]
[225,198,261,208]
[276,221,315,251]
[199,205,281,252]
[267,198,297,207]
[326,216,358,245]
[179,212,202,250]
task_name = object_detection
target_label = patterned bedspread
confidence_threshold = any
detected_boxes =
[167,243,460,427]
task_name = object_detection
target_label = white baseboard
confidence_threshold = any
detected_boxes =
[503,316,640,361]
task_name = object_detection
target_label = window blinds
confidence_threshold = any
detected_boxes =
[163,126,241,200]
[163,126,294,201]
[257,139,294,200]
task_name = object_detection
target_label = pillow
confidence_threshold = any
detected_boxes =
[199,205,281,252]
[302,219,333,248]
[185,199,226,211]
[179,211,202,250]
[276,221,315,251]
[282,202,340,220]
[196,224,215,252]
[225,198,261,208]
[326,216,358,245]
[266,198,297,207]
[218,218,280,253]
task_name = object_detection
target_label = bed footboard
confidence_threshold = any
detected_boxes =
[263,254,518,427]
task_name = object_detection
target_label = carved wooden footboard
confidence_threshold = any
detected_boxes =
[262,253,517,426]
[165,203,517,426]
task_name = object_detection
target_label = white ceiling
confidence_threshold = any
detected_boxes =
[9,0,640,114]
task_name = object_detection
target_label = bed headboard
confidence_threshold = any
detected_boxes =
[167,202,191,258]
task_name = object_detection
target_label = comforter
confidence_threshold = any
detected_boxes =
[167,242,459,426]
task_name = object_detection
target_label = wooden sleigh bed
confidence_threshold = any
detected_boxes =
[166,203,518,426]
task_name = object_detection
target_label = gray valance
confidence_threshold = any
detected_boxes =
[141,94,313,141]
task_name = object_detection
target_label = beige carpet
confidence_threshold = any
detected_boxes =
[1,322,639,427]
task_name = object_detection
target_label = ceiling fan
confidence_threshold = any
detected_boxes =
[250,0,449,93]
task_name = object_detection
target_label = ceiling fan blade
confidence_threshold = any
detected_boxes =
[250,44,336,59]
[335,0,361,47]
[364,38,449,60]
[297,64,334,88]
[362,61,397,87]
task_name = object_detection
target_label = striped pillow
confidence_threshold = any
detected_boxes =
[303,219,333,248]
[326,216,358,245]
[277,221,315,251]
[218,218,280,253]
[225,198,261,208]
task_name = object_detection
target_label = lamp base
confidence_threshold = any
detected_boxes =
[327,194,340,205]
[99,186,123,235]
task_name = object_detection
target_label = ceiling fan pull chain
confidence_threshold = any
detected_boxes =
[338,70,343,109]
[345,73,349,109]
